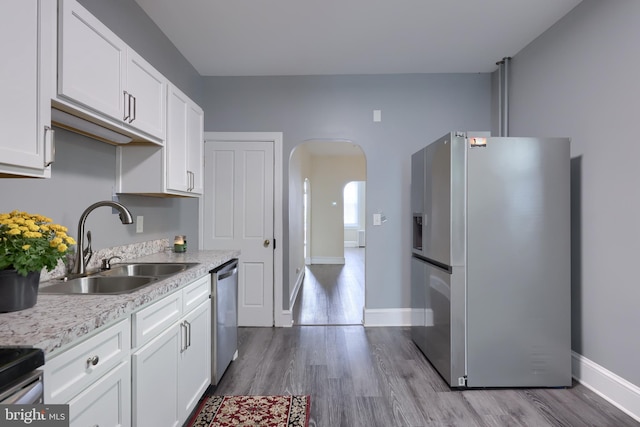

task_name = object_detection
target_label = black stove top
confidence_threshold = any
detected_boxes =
[0,347,44,388]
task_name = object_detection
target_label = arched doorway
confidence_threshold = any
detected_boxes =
[288,139,366,325]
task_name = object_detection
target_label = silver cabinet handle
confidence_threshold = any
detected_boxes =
[180,321,187,352]
[123,91,130,122]
[184,319,191,348]
[44,126,55,167]
[131,95,136,123]
[127,93,135,123]
[86,355,99,367]
[186,171,194,191]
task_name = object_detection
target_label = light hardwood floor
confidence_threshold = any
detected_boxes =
[293,248,365,325]
[209,326,638,427]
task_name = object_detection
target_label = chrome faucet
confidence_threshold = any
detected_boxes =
[72,201,133,275]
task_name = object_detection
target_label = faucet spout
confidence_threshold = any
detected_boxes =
[72,201,134,275]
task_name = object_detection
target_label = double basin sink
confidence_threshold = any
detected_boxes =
[40,263,198,295]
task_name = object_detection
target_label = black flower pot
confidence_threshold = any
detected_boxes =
[0,269,40,312]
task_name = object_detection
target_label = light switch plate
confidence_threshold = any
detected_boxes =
[373,213,382,226]
[136,216,143,233]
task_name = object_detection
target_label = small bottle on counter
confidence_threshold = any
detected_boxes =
[182,235,187,252]
[174,235,185,253]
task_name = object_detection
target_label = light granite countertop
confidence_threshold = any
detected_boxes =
[0,249,239,357]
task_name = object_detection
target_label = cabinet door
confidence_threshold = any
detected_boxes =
[166,85,189,193]
[132,324,180,427]
[0,0,54,177]
[178,300,211,421]
[186,101,204,194]
[125,49,166,141]
[68,360,131,427]
[58,0,126,122]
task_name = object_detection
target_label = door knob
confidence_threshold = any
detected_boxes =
[263,239,270,247]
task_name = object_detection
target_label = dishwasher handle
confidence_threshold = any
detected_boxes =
[218,267,237,280]
[211,259,238,279]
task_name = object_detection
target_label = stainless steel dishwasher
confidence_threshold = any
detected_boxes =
[211,259,238,385]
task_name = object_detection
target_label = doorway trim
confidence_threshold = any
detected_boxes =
[199,132,288,327]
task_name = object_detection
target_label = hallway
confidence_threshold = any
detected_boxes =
[292,248,364,325]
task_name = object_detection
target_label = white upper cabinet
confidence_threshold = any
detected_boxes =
[0,0,55,178]
[166,84,204,195]
[57,0,166,143]
[116,84,204,197]
[126,50,167,140]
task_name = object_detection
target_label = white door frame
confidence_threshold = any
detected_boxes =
[199,132,288,327]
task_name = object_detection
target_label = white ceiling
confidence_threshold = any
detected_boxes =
[134,0,582,77]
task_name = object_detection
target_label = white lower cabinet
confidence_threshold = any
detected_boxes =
[44,318,131,427]
[43,274,212,427]
[68,360,131,427]
[132,275,211,427]
[178,300,211,420]
[132,322,181,427]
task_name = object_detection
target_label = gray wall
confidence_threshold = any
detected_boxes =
[506,0,640,386]
[0,0,201,258]
[202,74,491,310]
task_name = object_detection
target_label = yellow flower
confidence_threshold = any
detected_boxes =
[0,210,76,276]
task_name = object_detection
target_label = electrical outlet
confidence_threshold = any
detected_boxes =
[136,216,143,233]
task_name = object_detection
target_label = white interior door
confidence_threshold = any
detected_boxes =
[203,140,274,326]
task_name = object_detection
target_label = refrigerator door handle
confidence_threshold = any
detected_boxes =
[413,253,452,273]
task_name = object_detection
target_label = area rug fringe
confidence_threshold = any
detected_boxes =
[188,395,311,427]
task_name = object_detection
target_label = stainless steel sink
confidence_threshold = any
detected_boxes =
[40,276,158,295]
[103,262,197,277]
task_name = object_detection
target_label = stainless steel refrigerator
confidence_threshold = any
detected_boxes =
[411,132,572,388]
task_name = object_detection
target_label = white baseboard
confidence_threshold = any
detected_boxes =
[310,256,345,265]
[363,308,413,327]
[289,268,305,313]
[275,310,293,327]
[572,351,640,422]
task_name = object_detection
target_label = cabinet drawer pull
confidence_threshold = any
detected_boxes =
[86,355,99,367]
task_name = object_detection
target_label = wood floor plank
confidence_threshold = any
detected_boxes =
[211,256,638,426]
[293,248,364,325]
[208,326,639,427]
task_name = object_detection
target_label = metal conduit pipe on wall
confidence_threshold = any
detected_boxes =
[495,57,512,137]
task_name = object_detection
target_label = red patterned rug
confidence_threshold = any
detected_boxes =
[188,395,311,427]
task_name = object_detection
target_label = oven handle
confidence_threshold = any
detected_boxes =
[0,371,43,404]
